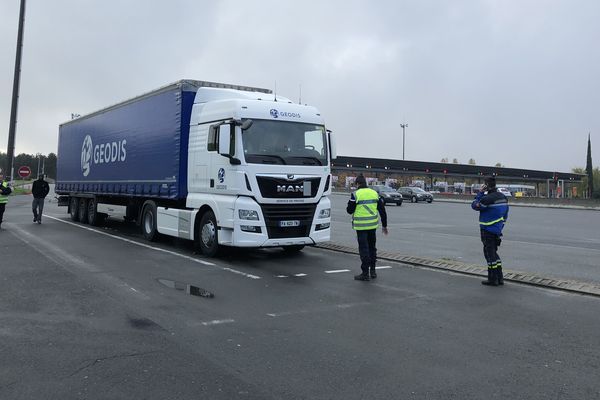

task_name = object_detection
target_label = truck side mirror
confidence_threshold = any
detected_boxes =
[218,124,233,157]
[328,130,337,160]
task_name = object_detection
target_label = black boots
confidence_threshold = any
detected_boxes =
[370,267,377,279]
[497,266,504,285]
[481,268,499,286]
[354,273,370,281]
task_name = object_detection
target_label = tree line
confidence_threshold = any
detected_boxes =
[0,152,57,180]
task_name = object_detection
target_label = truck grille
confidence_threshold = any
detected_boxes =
[256,176,321,198]
[260,203,316,239]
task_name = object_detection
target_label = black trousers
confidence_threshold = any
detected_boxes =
[480,228,501,268]
[0,203,5,226]
[356,229,377,275]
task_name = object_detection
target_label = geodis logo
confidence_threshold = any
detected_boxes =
[81,135,127,177]
[270,109,301,119]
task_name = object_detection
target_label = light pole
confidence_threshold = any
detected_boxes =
[6,0,27,182]
[400,123,408,160]
[36,153,42,176]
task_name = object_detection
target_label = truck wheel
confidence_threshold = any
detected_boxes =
[87,198,99,226]
[411,196,417,203]
[78,198,89,223]
[196,211,219,257]
[283,245,305,253]
[69,197,80,221]
[141,201,159,241]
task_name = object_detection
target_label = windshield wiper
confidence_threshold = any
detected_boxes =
[289,156,323,166]
[254,154,287,164]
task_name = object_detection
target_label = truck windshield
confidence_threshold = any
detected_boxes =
[242,120,328,166]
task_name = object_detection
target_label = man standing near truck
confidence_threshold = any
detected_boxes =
[471,176,509,286]
[31,174,50,224]
[0,178,12,230]
[347,175,389,281]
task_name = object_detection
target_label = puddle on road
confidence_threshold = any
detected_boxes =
[157,278,214,298]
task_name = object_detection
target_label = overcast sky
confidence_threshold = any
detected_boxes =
[1,0,599,172]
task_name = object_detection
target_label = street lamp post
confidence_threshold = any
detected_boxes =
[400,123,408,160]
[6,0,27,182]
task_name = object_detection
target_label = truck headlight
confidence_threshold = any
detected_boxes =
[239,209,259,220]
[318,208,331,218]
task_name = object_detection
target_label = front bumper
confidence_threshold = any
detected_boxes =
[227,196,331,247]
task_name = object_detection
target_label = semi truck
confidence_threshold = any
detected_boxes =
[56,80,336,256]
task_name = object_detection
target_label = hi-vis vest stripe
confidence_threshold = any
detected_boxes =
[0,182,9,204]
[352,188,379,230]
[480,217,505,226]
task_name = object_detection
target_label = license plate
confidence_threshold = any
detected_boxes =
[279,220,300,227]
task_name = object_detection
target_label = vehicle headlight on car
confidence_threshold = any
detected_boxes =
[238,209,259,220]
[319,208,331,218]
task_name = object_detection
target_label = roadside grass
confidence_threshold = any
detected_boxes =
[9,179,33,195]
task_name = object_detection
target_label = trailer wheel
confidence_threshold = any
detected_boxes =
[196,211,219,257]
[78,198,89,223]
[87,198,99,226]
[69,197,80,221]
[141,201,159,241]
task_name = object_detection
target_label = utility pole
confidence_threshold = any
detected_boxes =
[6,0,27,182]
[400,123,408,160]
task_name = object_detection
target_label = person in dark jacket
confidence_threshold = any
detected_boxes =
[471,176,509,286]
[0,178,12,230]
[346,175,389,281]
[31,174,50,224]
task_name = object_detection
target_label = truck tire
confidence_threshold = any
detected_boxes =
[196,211,219,257]
[87,198,99,226]
[283,245,305,253]
[141,201,159,241]
[78,198,89,223]
[69,197,79,221]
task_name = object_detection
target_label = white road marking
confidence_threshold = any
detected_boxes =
[376,266,392,269]
[45,215,261,280]
[276,275,289,278]
[325,269,351,273]
[200,319,235,326]
[293,273,307,277]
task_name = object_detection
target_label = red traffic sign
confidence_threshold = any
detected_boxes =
[18,166,32,178]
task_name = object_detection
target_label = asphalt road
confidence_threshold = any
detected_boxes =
[331,193,600,285]
[1,195,600,399]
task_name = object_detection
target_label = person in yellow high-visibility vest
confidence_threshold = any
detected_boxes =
[0,178,12,230]
[346,175,389,281]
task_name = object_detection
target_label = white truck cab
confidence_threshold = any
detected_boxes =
[157,86,335,256]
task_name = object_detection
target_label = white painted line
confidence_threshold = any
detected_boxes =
[276,275,289,278]
[376,266,392,270]
[200,319,235,326]
[45,215,261,280]
[293,273,307,277]
[325,269,351,274]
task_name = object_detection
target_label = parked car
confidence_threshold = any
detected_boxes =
[397,187,434,203]
[371,185,403,206]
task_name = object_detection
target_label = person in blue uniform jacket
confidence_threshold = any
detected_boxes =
[471,176,509,286]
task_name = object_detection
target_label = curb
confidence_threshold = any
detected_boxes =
[316,242,600,298]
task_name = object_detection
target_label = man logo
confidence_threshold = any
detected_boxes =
[277,185,303,193]
[81,135,93,177]
[270,109,279,118]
